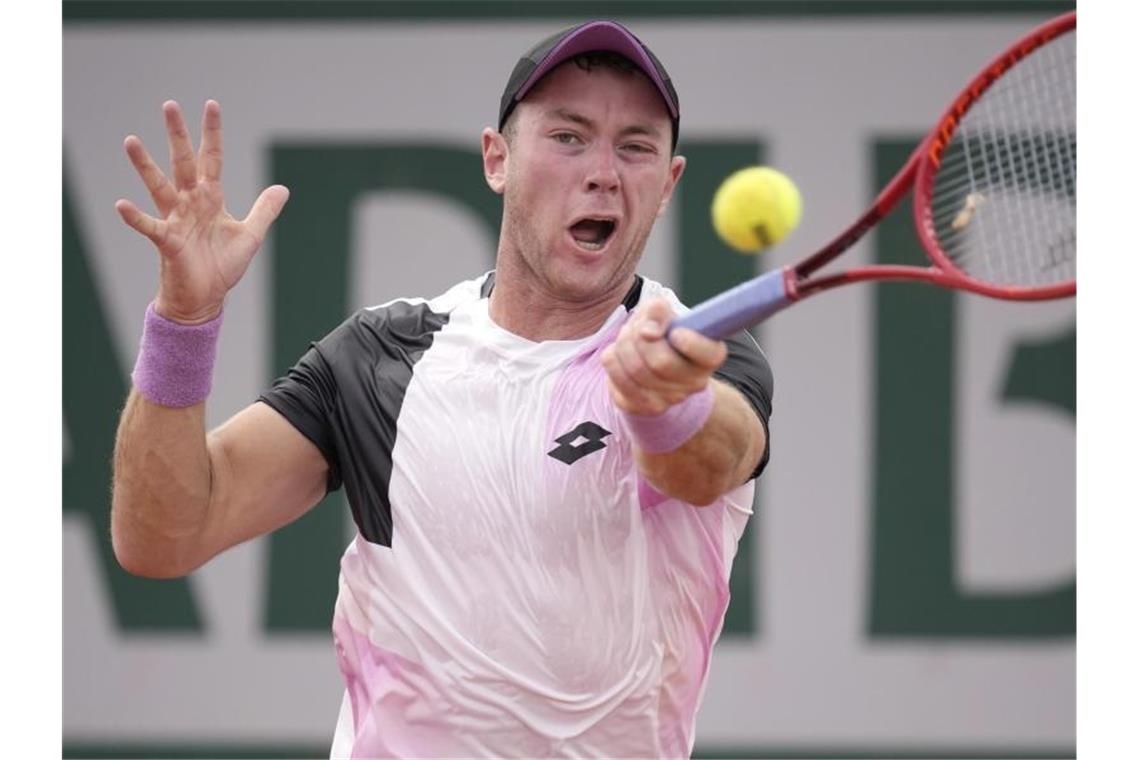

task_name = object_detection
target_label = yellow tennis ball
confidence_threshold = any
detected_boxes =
[711,166,803,253]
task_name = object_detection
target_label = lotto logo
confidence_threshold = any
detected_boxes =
[547,422,612,465]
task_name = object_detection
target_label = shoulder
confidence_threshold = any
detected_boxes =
[320,271,493,356]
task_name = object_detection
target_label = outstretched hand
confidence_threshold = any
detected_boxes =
[601,298,728,416]
[115,100,289,324]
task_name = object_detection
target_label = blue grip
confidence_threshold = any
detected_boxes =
[669,268,791,339]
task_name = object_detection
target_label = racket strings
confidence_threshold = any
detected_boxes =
[929,31,1076,288]
[941,43,1074,285]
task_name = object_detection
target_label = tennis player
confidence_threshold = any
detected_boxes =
[112,20,773,758]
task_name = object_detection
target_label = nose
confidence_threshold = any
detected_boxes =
[584,144,620,195]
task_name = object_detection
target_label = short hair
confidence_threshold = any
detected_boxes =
[500,51,656,147]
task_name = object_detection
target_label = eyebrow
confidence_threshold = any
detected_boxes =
[544,107,665,140]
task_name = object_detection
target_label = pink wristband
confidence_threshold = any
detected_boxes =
[131,303,223,408]
[622,384,715,454]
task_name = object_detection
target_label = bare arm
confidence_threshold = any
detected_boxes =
[112,396,328,577]
[633,380,764,506]
[110,100,318,577]
[601,298,767,506]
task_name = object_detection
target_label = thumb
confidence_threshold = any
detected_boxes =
[637,298,674,338]
[243,184,290,243]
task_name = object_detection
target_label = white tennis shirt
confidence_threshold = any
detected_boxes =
[260,272,773,758]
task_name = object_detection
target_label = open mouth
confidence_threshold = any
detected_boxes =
[568,218,617,252]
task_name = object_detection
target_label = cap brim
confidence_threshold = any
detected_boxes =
[515,21,679,120]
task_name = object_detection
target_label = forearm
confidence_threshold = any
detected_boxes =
[111,389,215,577]
[601,297,771,507]
[108,100,298,577]
[634,380,765,506]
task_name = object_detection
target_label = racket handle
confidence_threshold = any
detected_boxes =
[669,268,791,339]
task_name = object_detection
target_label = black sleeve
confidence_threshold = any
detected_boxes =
[256,306,417,496]
[258,342,345,493]
[713,330,774,481]
[256,305,434,496]
[256,304,450,547]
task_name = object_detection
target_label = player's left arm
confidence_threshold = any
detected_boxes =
[601,297,770,506]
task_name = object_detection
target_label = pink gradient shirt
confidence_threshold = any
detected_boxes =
[263,274,771,758]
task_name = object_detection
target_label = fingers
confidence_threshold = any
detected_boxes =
[198,99,223,183]
[609,335,695,408]
[602,342,679,414]
[602,348,657,414]
[630,303,685,378]
[115,198,169,249]
[164,100,198,191]
[242,185,291,244]
[601,298,726,415]
[124,135,178,217]
[636,298,725,370]
[629,298,725,376]
[667,327,728,370]
[634,298,674,334]
[122,100,222,217]
[615,324,685,388]
[617,300,684,385]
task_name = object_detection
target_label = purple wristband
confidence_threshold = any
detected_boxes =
[622,384,715,454]
[131,303,223,408]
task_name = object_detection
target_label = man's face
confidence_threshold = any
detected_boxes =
[484,60,685,304]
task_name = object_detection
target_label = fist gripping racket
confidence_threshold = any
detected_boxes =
[673,11,1076,339]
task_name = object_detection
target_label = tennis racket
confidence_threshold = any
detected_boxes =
[671,11,1076,340]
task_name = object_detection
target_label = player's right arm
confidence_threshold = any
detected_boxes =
[113,397,328,578]
[110,100,327,579]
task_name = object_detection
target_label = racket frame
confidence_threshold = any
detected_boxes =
[673,11,1075,339]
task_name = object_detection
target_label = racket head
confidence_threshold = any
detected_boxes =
[913,11,1076,300]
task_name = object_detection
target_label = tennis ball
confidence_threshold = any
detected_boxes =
[711,166,802,253]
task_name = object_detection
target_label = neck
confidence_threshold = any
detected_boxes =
[487,259,635,342]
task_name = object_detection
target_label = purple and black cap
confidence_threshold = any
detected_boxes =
[498,20,681,150]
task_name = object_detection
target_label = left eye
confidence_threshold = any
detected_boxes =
[553,133,580,145]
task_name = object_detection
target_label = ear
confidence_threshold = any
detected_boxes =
[656,155,687,217]
[482,127,509,195]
